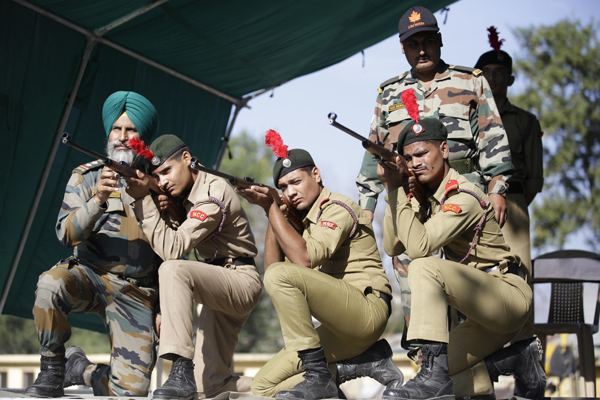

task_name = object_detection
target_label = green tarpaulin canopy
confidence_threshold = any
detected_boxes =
[0,0,455,332]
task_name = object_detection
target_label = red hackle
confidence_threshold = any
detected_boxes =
[487,26,505,53]
[128,137,154,161]
[401,89,420,123]
[265,129,289,159]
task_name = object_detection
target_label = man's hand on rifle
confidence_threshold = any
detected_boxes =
[152,193,171,212]
[377,154,409,193]
[124,170,151,200]
[236,186,278,214]
[94,167,122,207]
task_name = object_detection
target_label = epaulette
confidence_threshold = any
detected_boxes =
[449,65,483,77]
[73,160,105,175]
[443,179,459,196]
[377,71,409,94]
[316,198,359,238]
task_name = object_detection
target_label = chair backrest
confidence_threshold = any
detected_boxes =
[533,250,600,329]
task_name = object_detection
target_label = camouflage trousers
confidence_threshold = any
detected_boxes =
[34,259,158,396]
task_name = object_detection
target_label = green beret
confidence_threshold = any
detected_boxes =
[146,134,188,173]
[397,118,448,150]
[102,91,159,140]
[273,149,315,188]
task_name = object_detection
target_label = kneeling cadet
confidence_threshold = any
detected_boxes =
[377,108,546,400]
[238,131,403,399]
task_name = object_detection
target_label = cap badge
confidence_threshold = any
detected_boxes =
[412,123,424,135]
[282,158,292,168]
[152,156,160,166]
[409,11,421,23]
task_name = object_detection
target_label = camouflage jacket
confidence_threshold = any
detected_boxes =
[56,161,161,278]
[356,60,513,212]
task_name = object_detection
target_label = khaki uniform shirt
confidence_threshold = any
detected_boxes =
[302,187,391,296]
[384,169,519,271]
[56,161,160,278]
[357,61,513,211]
[500,100,544,193]
[132,170,257,261]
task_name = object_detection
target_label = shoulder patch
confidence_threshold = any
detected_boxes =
[190,210,208,221]
[73,160,105,175]
[449,65,477,75]
[442,204,461,214]
[378,72,409,94]
[444,179,459,195]
[472,68,483,77]
[321,221,337,230]
[388,102,406,112]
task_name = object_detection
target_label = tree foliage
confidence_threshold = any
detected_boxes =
[512,20,600,250]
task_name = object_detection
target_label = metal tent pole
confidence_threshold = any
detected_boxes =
[0,37,97,314]
[1,0,176,315]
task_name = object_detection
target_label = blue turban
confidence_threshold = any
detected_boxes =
[102,91,158,139]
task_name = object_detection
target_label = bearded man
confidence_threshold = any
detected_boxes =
[24,91,162,398]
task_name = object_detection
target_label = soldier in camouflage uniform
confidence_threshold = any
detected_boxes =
[24,91,162,398]
[355,6,514,336]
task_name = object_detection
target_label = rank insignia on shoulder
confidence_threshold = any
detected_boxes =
[473,69,483,77]
[321,221,337,230]
[190,210,208,221]
[74,160,103,174]
[389,102,406,112]
[445,179,459,193]
[442,204,461,214]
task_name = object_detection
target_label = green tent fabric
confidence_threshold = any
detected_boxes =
[0,0,456,332]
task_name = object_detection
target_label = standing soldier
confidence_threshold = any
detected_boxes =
[237,131,402,400]
[377,115,545,400]
[124,134,262,400]
[475,26,544,284]
[24,91,162,397]
[355,6,514,336]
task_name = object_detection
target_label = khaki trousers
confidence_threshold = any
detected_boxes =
[158,260,261,398]
[502,193,534,340]
[408,257,532,396]
[252,262,389,397]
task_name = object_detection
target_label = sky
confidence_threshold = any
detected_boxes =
[228,0,600,338]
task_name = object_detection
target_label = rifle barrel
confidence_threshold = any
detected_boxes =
[62,133,111,165]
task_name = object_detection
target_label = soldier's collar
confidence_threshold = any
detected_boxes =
[500,99,518,115]
[304,187,331,224]
[432,168,461,203]
[184,167,208,206]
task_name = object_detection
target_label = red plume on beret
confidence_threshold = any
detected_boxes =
[265,129,289,159]
[401,89,420,123]
[487,26,505,53]
[128,137,154,161]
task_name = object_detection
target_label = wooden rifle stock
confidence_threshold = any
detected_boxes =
[61,133,187,222]
[189,158,304,232]
[327,113,427,206]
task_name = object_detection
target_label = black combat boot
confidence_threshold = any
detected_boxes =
[337,339,404,390]
[383,342,454,400]
[276,347,338,400]
[23,355,66,397]
[484,337,546,400]
[63,346,93,387]
[152,356,197,400]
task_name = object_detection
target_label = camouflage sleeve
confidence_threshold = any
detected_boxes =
[356,95,386,211]
[524,116,544,193]
[56,171,106,247]
[474,77,513,195]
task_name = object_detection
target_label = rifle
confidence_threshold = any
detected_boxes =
[327,112,427,206]
[61,132,186,222]
[189,157,304,232]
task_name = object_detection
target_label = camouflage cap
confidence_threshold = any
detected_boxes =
[397,117,448,151]
[398,6,439,42]
[273,149,315,189]
[146,134,188,173]
[475,50,513,74]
